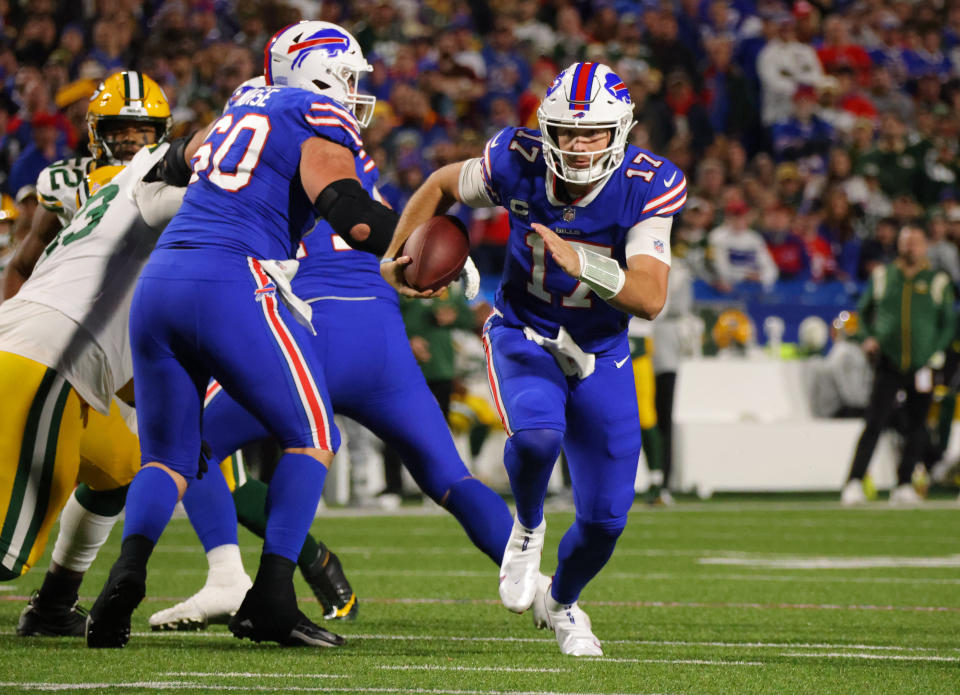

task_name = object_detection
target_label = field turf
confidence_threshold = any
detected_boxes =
[0,498,958,694]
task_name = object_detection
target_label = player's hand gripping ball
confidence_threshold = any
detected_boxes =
[401,215,470,292]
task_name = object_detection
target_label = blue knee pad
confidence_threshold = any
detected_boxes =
[552,514,627,605]
[503,428,563,529]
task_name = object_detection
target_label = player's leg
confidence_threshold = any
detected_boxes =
[155,386,355,629]
[148,461,253,631]
[21,398,137,636]
[536,346,641,656]
[87,276,209,648]
[326,300,513,568]
[0,354,84,633]
[482,321,568,612]
[632,351,664,504]
[204,391,356,620]
[148,383,259,631]
[200,262,342,647]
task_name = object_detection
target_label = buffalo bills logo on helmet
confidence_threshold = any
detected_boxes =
[545,70,566,98]
[288,28,350,69]
[603,73,631,104]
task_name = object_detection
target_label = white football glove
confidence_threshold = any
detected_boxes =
[459,255,480,300]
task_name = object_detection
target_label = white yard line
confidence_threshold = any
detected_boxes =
[782,652,960,662]
[3,593,959,614]
[0,683,669,695]
[377,666,565,673]
[592,658,763,666]
[700,554,960,569]
[167,673,346,679]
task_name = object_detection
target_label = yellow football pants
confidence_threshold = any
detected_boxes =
[0,352,138,579]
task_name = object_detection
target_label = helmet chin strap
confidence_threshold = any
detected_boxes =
[561,150,611,185]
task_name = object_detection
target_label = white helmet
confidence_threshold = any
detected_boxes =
[263,21,376,127]
[537,63,635,184]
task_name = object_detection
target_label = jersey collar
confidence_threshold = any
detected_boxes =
[545,169,613,208]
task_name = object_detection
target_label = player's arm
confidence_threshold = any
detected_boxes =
[532,219,670,320]
[382,159,491,298]
[1,204,61,299]
[301,136,397,256]
[383,162,466,259]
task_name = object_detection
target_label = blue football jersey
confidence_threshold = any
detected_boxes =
[293,150,396,302]
[160,84,364,260]
[481,126,685,352]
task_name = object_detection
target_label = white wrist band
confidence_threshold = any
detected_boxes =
[575,246,625,300]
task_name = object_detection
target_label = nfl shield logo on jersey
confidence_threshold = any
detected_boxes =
[562,207,576,222]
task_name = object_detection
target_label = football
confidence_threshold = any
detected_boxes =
[401,215,470,292]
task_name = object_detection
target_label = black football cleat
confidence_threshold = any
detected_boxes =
[17,591,87,637]
[301,549,358,620]
[85,569,145,648]
[229,602,345,648]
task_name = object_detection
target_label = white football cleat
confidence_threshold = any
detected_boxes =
[540,582,602,657]
[889,483,923,505]
[841,479,867,505]
[531,573,552,629]
[498,516,546,613]
[149,573,253,631]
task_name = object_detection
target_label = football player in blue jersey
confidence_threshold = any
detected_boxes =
[382,62,685,656]
[153,58,514,629]
[86,21,402,649]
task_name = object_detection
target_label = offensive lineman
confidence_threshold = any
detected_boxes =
[382,63,682,655]
[153,56,512,628]
[86,21,400,649]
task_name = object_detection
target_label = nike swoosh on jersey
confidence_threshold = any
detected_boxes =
[663,172,677,187]
[615,356,630,368]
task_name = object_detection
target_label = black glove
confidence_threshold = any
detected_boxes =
[143,134,194,186]
[196,440,212,480]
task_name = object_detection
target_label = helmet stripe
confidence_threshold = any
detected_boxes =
[287,37,348,53]
[569,62,596,111]
[263,26,289,86]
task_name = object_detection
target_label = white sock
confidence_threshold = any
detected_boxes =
[205,544,246,586]
[51,492,119,573]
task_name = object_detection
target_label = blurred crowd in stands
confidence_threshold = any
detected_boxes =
[2,0,960,301]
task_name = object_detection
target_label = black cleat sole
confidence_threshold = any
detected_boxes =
[86,575,145,648]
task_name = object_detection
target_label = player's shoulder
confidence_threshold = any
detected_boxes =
[484,126,544,179]
[36,155,94,183]
[36,155,97,208]
[619,145,687,219]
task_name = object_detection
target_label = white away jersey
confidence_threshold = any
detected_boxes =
[35,154,98,225]
[8,145,174,411]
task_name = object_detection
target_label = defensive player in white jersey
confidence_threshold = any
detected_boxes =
[383,63,683,656]
[2,72,173,637]
[2,71,171,298]
[0,145,185,636]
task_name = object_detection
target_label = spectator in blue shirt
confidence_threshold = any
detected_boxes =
[7,111,66,196]
[771,85,835,170]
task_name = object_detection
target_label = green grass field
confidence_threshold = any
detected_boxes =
[1,498,959,694]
